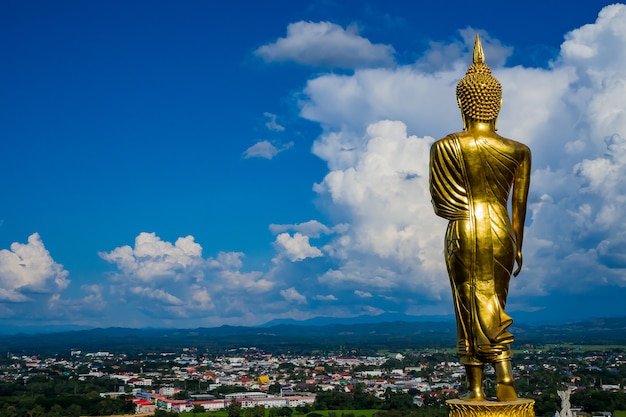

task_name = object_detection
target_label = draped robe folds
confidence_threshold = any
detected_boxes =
[430,133,519,365]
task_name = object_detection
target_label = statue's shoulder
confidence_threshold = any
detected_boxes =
[432,132,467,148]
[495,135,531,157]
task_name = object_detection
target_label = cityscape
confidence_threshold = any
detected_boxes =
[1,320,625,417]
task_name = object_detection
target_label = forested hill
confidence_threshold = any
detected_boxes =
[1,316,625,355]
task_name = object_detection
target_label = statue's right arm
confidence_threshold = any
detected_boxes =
[429,140,446,218]
[429,137,466,220]
[512,145,531,277]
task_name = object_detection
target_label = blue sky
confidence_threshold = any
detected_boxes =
[1,0,625,332]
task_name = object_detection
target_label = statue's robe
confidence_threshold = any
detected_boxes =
[430,132,519,365]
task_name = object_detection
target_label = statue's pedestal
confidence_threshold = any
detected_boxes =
[446,398,535,417]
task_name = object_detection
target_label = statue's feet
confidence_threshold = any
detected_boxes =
[496,383,518,402]
[494,360,518,402]
[460,390,486,401]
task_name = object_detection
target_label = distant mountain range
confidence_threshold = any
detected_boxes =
[1,316,625,355]
[259,312,457,327]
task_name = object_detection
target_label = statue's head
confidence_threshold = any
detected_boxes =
[456,34,502,127]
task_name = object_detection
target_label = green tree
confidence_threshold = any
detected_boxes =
[48,404,63,417]
[276,407,293,417]
[278,363,296,372]
[174,390,190,400]
[353,383,382,409]
[572,389,619,413]
[532,392,560,417]
[381,388,414,411]
[4,405,18,417]
[268,383,282,395]
[66,404,82,417]
[245,405,266,417]
[382,359,403,371]
[314,389,354,410]
[27,405,45,417]
[227,399,243,417]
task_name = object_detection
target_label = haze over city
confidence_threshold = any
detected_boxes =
[1,0,625,332]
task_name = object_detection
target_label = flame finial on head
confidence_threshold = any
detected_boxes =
[473,33,485,65]
[456,33,502,124]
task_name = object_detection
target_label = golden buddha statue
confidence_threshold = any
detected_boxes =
[429,34,531,402]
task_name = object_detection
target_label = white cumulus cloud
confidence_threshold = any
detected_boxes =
[269,220,335,238]
[243,140,294,159]
[273,232,323,262]
[313,120,445,298]
[99,232,204,282]
[100,233,277,323]
[129,287,183,305]
[264,112,285,132]
[0,233,69,302]
[313,294,338,301]
[280,287,307,304]
[48,284,107,319]
[415,27,513,72]
[255,21,395,69]
[354,290,373,298]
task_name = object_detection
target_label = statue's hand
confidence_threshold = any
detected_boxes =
[513,250,522,277]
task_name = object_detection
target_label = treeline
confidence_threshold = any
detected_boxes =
[532,389,626,417]
[310,384,448,417]
[0,375,133,417]
[157,385,449,417]
[310,384,626,417]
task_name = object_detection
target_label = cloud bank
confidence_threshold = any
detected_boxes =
[294,5,626,316]
[4,5,626,327]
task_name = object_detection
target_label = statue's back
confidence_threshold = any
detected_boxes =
[455,131,528,210]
